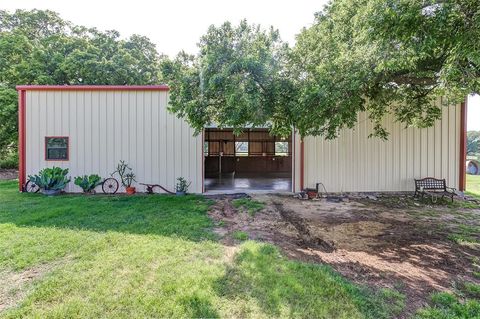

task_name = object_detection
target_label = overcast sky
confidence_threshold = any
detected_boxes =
[3,0,479,130]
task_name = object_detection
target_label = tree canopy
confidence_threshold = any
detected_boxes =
[291,0,479,138]
[468,131,480,155]
[0,9,163,157]
[165,0,479,138]
[161,20,295,136]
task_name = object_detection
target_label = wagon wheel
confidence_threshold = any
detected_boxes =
[102,178,119,194]
[24,180,40,193]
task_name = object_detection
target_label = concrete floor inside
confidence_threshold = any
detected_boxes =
[204,173,292,192]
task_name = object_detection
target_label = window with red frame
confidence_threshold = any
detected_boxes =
[45,137,69,160]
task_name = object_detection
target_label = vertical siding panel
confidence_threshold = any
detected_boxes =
[90,92,100,175]
[144,92,154,184]
[448,104,456,185]
[105,92,115,176]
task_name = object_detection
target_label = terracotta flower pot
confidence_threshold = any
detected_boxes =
[126,186,136,195]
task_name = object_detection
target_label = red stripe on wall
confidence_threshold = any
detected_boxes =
[459,100,467,191]
[18,90,26,192]
[16,85,169,91]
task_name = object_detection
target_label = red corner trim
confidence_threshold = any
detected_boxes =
[15,85,169,91]
[18,90,26,192]
[459,100,467,191]
[300,137,305,191]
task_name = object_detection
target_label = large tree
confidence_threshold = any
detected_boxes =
[291,0,479,138]
[0,9,163,158]
[162,20,296,136]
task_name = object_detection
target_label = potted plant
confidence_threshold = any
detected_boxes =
[112,160,137,194]
[28,167,70,196]
[175,177,191,196]
[74,174,102,194]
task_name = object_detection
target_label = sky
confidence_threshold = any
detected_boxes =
[3,0,479,129]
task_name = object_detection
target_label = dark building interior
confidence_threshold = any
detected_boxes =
[204,128,292,192]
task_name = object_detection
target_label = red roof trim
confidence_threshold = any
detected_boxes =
[15,85,169,91]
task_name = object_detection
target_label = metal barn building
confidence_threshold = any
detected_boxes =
[17,85,467,194]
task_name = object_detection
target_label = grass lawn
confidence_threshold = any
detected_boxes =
[0,180,404,318]
[466,174,480,199]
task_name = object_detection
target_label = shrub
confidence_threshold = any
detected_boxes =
[175,177,191,193]
[28,167,70,191]
[111,160,136,187]
[74,174,102,193]
[0,151,18,169]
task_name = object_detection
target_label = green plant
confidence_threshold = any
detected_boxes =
[111,161,136,187]
[232,198,265,216]
[232,231,249,241]
[28,167,70,191]
[175,177,191,193]
[0,151,18,169]
[74,174,102,193]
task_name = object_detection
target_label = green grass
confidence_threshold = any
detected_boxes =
[415,287,480,318]
[232,198,265,216]
[447,224,480,245]
[0,180,404,318]
[466,175,480,199]
[232,231,249,241]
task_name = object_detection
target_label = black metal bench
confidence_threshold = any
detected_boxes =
[414,177,456,202]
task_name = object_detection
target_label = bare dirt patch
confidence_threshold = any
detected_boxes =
[207,194,480,317]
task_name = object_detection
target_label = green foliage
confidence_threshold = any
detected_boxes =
[0,87,18,158]
[415,290,480,319]
[175,177,191,193]
[28,167,70,191]
[0,150,18,169]
[111,160,136,187]
[161,20,295,137]
[73,174,102,193]
[468,131,480,156]
[232,231,249,241]
[0,9,164,157]
[291,0,480,138]
[232,198,265,216]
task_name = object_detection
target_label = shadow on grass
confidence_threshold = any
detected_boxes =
[213,242,405,319]
[0,180,215,242]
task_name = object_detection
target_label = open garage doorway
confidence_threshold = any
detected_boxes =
[204,128,292,192]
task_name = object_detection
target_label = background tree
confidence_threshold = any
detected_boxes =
[467,131,480,156]
[162,20,295,137]
[0,9,163,162]
[291,0,479,138]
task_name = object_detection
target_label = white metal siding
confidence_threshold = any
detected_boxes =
[25,90,202,193]
[298,100,461,192]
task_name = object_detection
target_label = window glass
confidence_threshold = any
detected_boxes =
[275,141,289,156]
[235,141,249,156]
[46,137,68,160]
